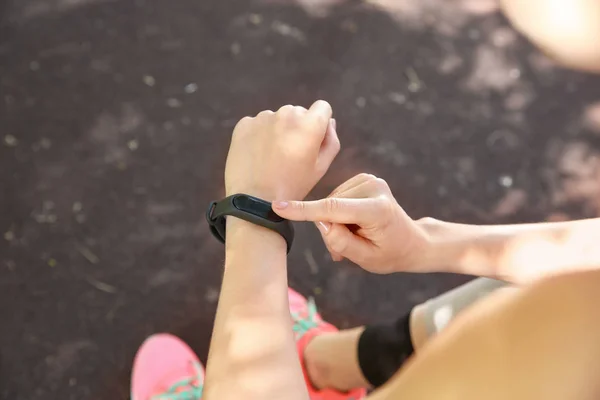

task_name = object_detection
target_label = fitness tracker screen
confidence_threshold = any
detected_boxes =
[232,195,284,222]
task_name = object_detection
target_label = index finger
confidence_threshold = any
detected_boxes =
[272,197,380,225]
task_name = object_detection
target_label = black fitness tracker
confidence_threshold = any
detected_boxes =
[206,194,295,253]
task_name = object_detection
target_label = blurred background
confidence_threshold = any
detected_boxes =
[1,0,600,398]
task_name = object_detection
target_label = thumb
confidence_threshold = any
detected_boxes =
[272,198,379,225]
[316,119,341,174]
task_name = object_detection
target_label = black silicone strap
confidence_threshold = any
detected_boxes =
[206,194,295,253]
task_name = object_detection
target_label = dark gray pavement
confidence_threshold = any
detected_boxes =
[1,0,600,398]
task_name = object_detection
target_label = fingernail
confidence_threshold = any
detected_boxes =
[273,201,289,209]
[331,118,337,130]
[317,221,331,234]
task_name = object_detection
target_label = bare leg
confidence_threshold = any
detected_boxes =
[304,278,514,391]
[303,327,368,391]
[500,0,600,72]
[367,270,600,400]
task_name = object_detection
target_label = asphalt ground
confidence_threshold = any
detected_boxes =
[1,0,600,398]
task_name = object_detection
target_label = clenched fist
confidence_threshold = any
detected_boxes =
[225,101,339,201]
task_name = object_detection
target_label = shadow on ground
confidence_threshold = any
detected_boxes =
[1,0,600,398]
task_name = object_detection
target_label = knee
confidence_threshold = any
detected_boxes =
[501,0,600,72]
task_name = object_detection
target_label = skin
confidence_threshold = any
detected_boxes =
[304,282,519,392]
[303,326,369,391]
[203,101,339,400]
[275,173,431,274]
[206,117,600,399]
[204,2,600,388]
[501,0,600,73]
[270,2,600,392]
[368,271,600,400]
[306,263,600,400]
[273,173,600,284]
[273,173,600,397]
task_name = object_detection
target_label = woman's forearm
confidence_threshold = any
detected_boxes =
[204,218,308,400]
[203,100,336,399]
[419,218,600,284]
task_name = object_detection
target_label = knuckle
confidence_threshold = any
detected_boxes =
[369,197,396,232]
[373,196,392,214]
[325,197,340,213]
[382,199,397,220]
[293,201,306,211]
[291,201,309,218]
[374,178,390,191]
[418,216,437,225]
[293,106,307,113]
[257,110,274,118]
[417,217,441,230]
[314,99,331,112]
[357,173,375,181]
[360,175,385,194]
[276,105,302,126]
[277,104,295,115]
[235,116,253,129]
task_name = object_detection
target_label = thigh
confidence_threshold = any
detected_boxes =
[368,271,600,400]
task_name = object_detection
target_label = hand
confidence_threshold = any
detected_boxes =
[272,173,431,274]
[225,101,339,201]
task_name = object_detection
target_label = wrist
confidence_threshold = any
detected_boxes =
[416,218,499,277]
[225,183,306,203]
[225,185,286,203]
[394,217,447,273]
[225,216,287,254]
[413,218,463,274]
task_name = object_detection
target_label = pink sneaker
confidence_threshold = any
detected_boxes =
[131,333,204,400]
[289,288,367,400]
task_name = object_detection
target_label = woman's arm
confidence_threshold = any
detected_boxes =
[419,217,600,284]
[203,101,340,400]
[273,174,600,284]
[203,219,307,400]
[368,270,600,400]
